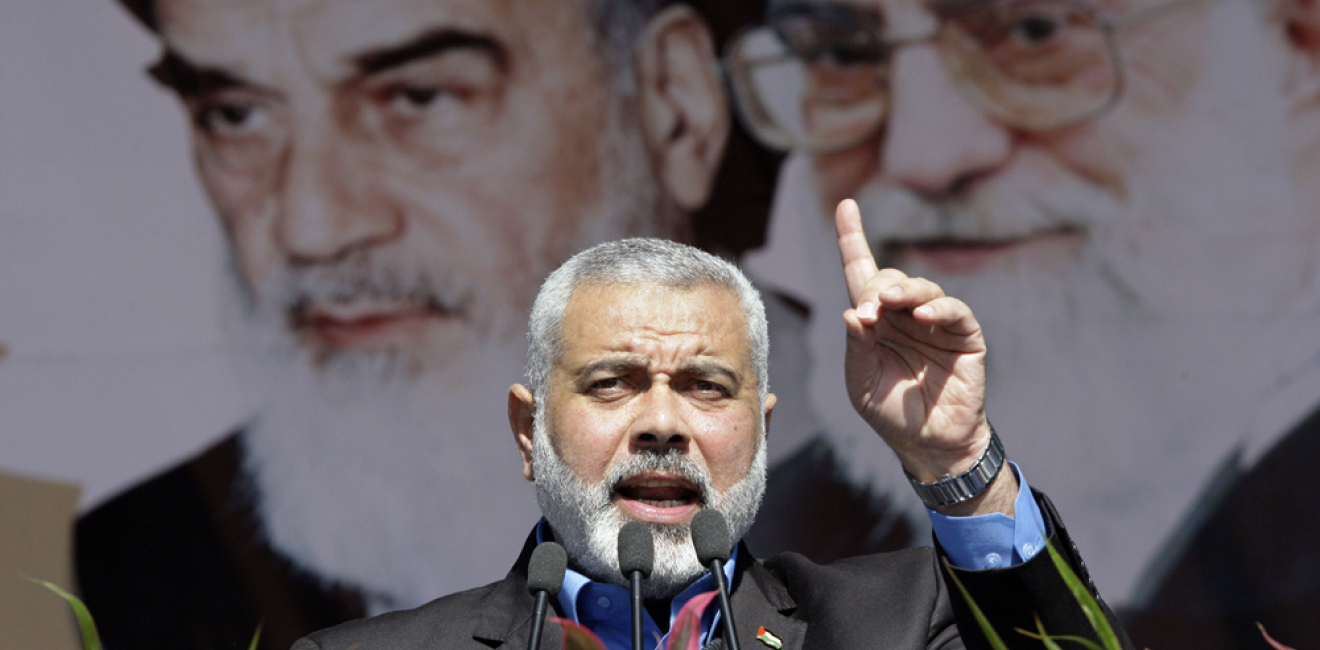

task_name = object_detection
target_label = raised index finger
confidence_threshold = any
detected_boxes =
[835,198,878,306]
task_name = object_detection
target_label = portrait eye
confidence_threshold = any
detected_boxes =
[381,84,454,117]
[192,96,273,138]
[1007,12,1061,45]
[955,2,1087,53]
[952,1,1108,86]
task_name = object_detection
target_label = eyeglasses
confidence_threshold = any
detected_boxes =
[724,0,1205,152]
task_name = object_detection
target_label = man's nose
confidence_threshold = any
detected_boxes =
[879,46,1013,197]
[275,127,402,264]
[630,387,691,453]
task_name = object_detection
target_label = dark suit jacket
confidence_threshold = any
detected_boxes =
[294,491,1133,650]
[76,433,366,650]
[1122,404,1320,650]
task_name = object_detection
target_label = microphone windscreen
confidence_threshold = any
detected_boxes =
[690,508,731,566]
[617,520,655,578]
[527,541,568,596]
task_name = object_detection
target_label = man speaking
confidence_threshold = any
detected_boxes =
[293,200,1132,650]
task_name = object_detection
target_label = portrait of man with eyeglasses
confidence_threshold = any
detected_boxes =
[725,0,1320,647]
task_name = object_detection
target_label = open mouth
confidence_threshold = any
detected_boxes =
[613,474,703,523]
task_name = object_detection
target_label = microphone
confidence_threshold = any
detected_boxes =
[618,521,655,650]
[691,509,741,650]
[527,541,568,650]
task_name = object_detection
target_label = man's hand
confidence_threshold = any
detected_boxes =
[835,199,1015,517]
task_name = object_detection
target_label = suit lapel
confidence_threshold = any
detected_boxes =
[730,546,806,650]
[473,531,564,650]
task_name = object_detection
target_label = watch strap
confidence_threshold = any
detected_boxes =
[905,426,1006,508]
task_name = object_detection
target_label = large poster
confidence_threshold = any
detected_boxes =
[0,0,1315,649]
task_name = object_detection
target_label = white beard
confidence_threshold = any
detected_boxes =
[530,401,768,599]
[235,326,539,614]
[749,3,1320,607]
[225,98,675,614]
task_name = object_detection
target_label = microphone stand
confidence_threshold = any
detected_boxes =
[630,569,644,650]
[708,558,740,650]
[618,520,654,650]
[691,509,741,650]
[529,589,551,650]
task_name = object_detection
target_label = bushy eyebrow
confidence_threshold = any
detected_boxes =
[574,358,742,391]
[351,28,508,76]
[576,359,646,384]
[145,28,508,98]
[148,49,251,98]
[681,361,742,389]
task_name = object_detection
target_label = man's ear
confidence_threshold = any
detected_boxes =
[763,392,777,436]
[509,384,538,482]
[635,4,731,212]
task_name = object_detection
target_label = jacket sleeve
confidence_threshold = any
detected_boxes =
[936,489,1135,650]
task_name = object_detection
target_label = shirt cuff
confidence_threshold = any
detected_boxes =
[927,462,1048,570]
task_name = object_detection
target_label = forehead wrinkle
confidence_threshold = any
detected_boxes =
[622,327,716,364]
[278,0,519,85]
[564,328,727,383]
[559,283,752,376]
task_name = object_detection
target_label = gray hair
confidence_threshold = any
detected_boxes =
[527,238,769,402]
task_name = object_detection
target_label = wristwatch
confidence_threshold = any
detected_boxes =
[905,426,1006,508]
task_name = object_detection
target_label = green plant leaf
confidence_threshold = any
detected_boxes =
[942,560,1010,650]
[667,590,718,650]
[550,616,610,650]
[1033,615,1066,650]
[1042,540,1122,650]
[1045,636,1104,650]
[24,576,102,650]
[248,622,263,650]
[1016,615,1105,650]
[1017,628,1104,650]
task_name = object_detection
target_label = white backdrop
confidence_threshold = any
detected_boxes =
[0,0,248,509]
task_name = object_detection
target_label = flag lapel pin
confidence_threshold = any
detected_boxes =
[755,627,782,649]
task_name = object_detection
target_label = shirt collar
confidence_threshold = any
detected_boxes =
[534,518,739,650]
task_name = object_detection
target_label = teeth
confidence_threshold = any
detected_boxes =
[639,499,689,508]
[629,479,688,488]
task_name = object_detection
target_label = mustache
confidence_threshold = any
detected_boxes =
[851,172,1118,250]
[241,250,472,319]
